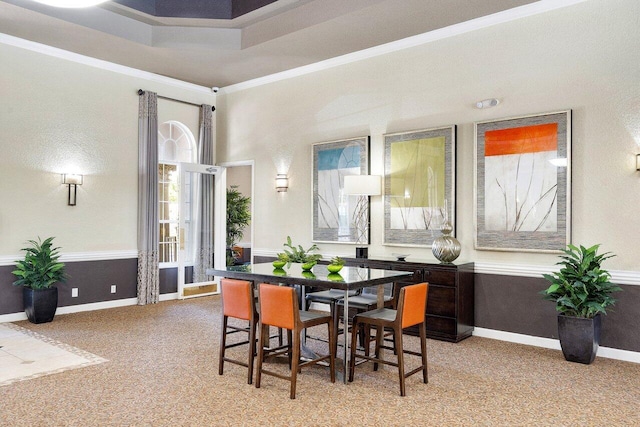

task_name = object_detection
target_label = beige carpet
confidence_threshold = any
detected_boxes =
[1,296,639,426]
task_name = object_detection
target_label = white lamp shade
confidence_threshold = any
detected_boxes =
[62,174,83,185]
[343,175,381,196]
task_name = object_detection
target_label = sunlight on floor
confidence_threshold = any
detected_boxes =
[0,323,107,386]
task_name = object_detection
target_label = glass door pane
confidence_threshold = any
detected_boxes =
[178,163,226,299]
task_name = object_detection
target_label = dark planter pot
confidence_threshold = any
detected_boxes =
[557,313,601,364]
[23,287,58,324]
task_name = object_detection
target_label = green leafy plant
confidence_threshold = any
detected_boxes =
[541,244,621,318]
[226,186,251,266]
[12,237,66,290]
[329,256,345,266]
[282,236,322,263]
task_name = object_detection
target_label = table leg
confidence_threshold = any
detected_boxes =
[342,289,349,384]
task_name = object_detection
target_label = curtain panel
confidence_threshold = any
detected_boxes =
[194,105,214,282]
[137,91,159,305]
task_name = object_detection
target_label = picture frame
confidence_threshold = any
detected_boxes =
[383,126,456,247]
[312,136,370,244]
[474,110,571,252]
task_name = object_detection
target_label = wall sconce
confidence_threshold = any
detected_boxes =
[343,175,382,259]
[62,174,83,206]
[636,154,639,171]
[276,174,289,192]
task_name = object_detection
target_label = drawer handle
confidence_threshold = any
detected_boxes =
[424,270,430,276]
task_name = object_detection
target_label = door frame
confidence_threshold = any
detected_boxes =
[177,162,227,299]
[219,160,254,265]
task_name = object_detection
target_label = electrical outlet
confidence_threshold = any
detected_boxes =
[110,284,117,294]
[71,288,78,298]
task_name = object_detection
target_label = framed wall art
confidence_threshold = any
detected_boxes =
[383,126,456,247]
[312,136,369,244]
[474,110,571,252]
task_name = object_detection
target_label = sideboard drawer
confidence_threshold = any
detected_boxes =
[426,315,457,337]
[423,268,455,286]
[427,285,456,317]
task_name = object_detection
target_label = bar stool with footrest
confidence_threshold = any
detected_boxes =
[218,278,259,384]
[348,282,429,396]
[256,283,336,399]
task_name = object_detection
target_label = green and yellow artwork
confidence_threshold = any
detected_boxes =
[389,136,446,230]
[384,126,455,247]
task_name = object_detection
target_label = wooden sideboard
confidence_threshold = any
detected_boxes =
[343,257,474,343]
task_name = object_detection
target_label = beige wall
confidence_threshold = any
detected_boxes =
[217,0,640,271]
[0,43,215,255]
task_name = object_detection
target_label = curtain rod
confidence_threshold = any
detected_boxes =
[137,89,215,112]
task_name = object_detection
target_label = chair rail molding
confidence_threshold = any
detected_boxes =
[0,250,139,266]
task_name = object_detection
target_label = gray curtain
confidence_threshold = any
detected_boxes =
[194,105,214,282]
[137,91,159,305]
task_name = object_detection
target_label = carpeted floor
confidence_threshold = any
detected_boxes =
[1,295,639,426]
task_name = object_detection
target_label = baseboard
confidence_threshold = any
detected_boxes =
[473,327,640,364]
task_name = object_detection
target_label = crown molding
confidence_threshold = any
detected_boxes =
[222,0,588,94]
[0,32,212,95]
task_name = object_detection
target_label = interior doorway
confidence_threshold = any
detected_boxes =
[222,161,254,266]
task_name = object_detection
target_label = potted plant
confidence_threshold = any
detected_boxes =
[12,237,66,324]
[226,186,251,266]
[282,236,322,264]
[541,244,621,364]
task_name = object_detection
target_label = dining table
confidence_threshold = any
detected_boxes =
[206,262,415,383]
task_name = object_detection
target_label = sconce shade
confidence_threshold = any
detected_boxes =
[276,174,289,192]
[62,173,83,206]
[343,175,381,196]
[62,174,83,185]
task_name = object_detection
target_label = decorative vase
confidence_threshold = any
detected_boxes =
[23,287,58,324]
[272,260,286,268]
[558,314,601,364]
[301,261,317,271]
[432,220,461,264]
[327,264,343,273]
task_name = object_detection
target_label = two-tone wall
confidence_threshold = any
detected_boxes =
[0,36,215,317]
[216,0,640,354]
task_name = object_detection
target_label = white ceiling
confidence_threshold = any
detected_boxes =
[0,0,539,88]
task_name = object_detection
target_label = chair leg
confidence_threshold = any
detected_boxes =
[373,325,383,371]
[331,302,339,358]
[255,323,266,389]
[287,330,293,369]
[419,322,428,384]
[328,317,336,383]
[348,317,359,382]
[218,315,228,375]
[395,326,406,397]
[290,329,300,399]
[247,319,257,385]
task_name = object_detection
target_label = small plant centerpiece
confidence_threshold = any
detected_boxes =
[281,236,322,270]
[12,237,66,324]
[272,252,289,269]
[327,256,345,273]
[541,244,621,364]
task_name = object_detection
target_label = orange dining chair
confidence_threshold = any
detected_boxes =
[255,283,336,399]
[348,282,429,396]
[218,278,259,384]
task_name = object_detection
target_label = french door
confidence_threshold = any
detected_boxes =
[177,163,227,299]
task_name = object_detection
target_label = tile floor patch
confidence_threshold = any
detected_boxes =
[0,323,107,386]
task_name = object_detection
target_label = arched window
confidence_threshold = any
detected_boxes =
[158,121,196,264]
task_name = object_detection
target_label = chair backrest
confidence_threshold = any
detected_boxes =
[258,283,297,330]
[397,283,428,328]
[221,278,255,321]
[361,281,394,297]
